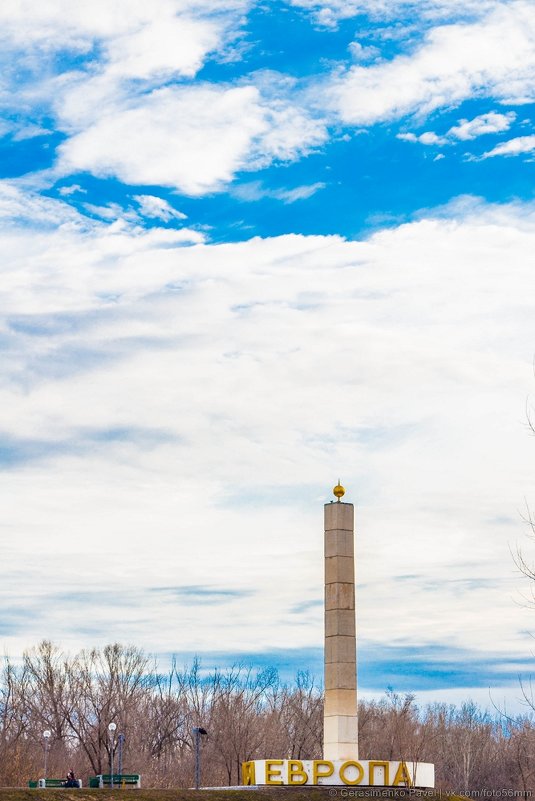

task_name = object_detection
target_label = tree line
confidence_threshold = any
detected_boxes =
[1,640,535,792]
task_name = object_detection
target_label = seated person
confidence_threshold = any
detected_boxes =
[64,771,79,788]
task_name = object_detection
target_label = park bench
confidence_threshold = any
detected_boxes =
[90,774,141,788]
[28,778,82,788]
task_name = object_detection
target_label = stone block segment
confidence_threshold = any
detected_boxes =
[324,499,358,761]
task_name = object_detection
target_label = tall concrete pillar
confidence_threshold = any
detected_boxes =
[324,485,358,761]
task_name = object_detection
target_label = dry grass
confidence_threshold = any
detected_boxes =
[0,789,465,801]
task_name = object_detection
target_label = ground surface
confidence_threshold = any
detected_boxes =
[0,790,463,801]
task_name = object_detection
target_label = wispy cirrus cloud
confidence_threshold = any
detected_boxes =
[288,0,501,27]
[0,187,534,666]
[232,180,326,203]
[0,0,534,706]
[0,427,177,469]
[150,585,254,603]
[134,195,187,222]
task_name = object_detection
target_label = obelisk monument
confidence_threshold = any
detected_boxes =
[241,482,435,787]
[324,482,358,761]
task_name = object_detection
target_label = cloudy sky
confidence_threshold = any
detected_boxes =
[1,0,535,709]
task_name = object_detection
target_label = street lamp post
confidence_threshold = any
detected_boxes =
[108,722,117,788]
[117,733,125,778]
[192,727,207,791]
[43,730,51,779]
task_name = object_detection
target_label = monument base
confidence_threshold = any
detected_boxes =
[242,759,435,788]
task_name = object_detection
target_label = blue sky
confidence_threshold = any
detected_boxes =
[1,0,535,711]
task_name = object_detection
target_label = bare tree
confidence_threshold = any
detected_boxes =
[63,644,149,774]
[3,640,535,791]
[277,671,322,759]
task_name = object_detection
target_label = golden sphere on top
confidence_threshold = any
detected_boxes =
[333,481,345,500]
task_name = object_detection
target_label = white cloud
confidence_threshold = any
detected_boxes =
[232,181,326,203]
[326,2,535,124]
[271,182,326,203]
[251,100,327,165]
[0,180,203,244]
[398,131,447,145]
[83,202,135,222]
[480,134,535,158]
[0,180,88,227]
[1,187,535,673]
[289,0,502,27]
[447,111,516,140]
[348,42,380,62]
[0,0,327,197]
[417,131,444,144]
[134,195,187,221]
[0,120,14,138]
[56,83,327,195]
[58,184,86,196]
[0,1,248,79]
[102,14,221,81]
[12,124,53,141]
[397,132,418,142]
[398,111,517,147]
[57,85,265,194]
[0,1,251,169]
